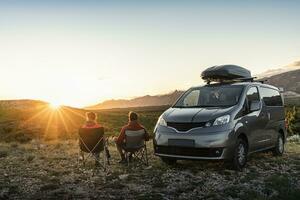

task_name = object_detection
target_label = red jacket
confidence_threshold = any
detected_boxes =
[82,121,102,129]
[116,121,149,145]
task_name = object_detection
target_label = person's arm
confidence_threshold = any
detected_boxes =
[144,128,150,141]
[116,127,126,144]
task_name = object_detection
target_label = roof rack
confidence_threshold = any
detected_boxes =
[205,76,265,84]
[257,79,267,84]
[235,77,256,82]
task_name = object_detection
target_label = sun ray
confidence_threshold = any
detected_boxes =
[57,109,70,138]
[63,106,86,119]
[43,110,55,140]
[59,108,77,128]
[23,106,49,124]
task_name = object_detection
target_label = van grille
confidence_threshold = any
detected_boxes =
[155,145,223,158]
[167,122,206,132]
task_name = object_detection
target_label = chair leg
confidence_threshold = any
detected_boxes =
[103,150,107,172]
[145,146,149,166]
[126,153,130,166]
[94,153,100,167]
[82,152,86,166]
[105,144,110,165]
[78,150,82,166]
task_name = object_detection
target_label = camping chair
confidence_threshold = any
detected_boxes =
[123,129,149,166]
[78,127,110,171]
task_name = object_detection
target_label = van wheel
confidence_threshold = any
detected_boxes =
[231,138,248,171]
[272,133,284,156]
[161,157,177,165]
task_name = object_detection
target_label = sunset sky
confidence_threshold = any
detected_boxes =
[1,0,300,107]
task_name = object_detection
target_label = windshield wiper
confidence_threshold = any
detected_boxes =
[174,105,234,108]
[196,105,219,107]
[173,105,216,108]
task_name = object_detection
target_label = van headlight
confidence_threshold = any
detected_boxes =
[213,115,230,126]
[157,116,167,127]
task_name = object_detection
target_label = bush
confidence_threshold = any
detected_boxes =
[286,106,300,136]
[0,150,8,158]
[3,131,32,143]
[287,135,300,143]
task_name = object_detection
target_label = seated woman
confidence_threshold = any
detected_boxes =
[82,112,102,129]
[80,112,103,166]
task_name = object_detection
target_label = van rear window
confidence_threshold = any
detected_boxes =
[260,87,283,106]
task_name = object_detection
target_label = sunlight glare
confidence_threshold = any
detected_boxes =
[49,102,61,110]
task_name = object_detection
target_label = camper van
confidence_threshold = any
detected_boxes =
[153,65,287,170]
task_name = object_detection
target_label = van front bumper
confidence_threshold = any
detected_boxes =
[153,126,236,160]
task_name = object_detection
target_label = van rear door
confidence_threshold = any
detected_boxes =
[259,87,285,146]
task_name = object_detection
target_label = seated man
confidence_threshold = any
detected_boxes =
[114,111,149,163]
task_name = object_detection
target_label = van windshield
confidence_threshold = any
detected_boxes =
[174,85,244,108]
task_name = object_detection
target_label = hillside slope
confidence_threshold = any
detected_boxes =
[87,90,184,110]
[256,60,300,78]
[263,69,300,95]
[0,100,87,142]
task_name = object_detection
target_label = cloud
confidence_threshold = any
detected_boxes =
[287,60,300,67]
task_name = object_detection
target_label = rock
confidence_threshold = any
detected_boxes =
[145,166,153,170]
[0,151,8,158]
[119,174,129,180]
[223,169,234,175]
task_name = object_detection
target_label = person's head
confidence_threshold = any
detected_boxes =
[86,112,97,122]
[211,90,220,99]
[128,111,138,122]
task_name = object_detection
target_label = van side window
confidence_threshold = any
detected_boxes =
[183,90,200,107]
[246,87,260,108]
[260,87,283,106]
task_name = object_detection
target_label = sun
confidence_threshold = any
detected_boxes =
[49,102,61,110]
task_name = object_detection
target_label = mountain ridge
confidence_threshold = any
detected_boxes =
[86,90,184,110]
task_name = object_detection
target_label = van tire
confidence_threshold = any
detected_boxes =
[272,133,284,156]
[161,157,177,165]
[231,138,248,171]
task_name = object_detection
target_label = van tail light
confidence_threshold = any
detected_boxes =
[285,119,288,130]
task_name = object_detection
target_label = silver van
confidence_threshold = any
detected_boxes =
[153,67,287,170]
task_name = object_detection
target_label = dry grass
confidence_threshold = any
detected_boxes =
[0,140,299,200]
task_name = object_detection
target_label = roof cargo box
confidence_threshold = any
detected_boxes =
[201,65,251,82]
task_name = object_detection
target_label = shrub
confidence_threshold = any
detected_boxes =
[0,150,8,158]
[287,135,300,143]
[286,106,300,136]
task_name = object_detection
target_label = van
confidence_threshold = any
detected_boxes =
[153,65,287,170]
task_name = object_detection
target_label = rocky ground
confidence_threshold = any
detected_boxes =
[0,140,299,200]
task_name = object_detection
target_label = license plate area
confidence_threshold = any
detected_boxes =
[168,139,195,147]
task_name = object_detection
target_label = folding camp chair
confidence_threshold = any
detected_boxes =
[78,127,110,171]
[123,129,149,166]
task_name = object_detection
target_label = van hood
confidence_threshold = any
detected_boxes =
[164,107,235,123]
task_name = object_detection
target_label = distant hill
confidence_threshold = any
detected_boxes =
[256,60,300,78]
[261,69,300,105]
[0,99,87,142]
[86,90,184,110]
[262,69,300,94]
[0,99,47,110]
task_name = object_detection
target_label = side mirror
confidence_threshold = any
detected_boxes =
[249,100,261,112]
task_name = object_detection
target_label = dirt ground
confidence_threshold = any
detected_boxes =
[0,140,300,200]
